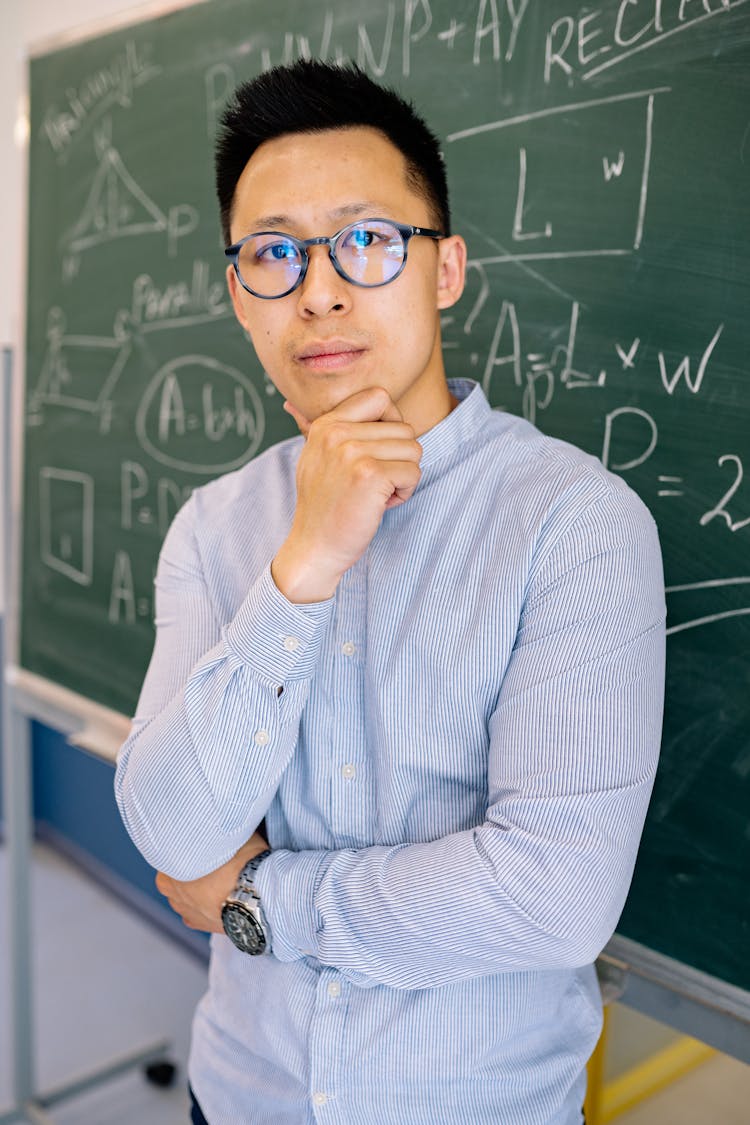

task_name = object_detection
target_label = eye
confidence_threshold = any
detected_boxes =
[351,228,375,249]
[256,239,298,262]
[343,225,384,251]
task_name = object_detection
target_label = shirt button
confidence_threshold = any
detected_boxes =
[327,980,342,998]
[283,635,300,652]
[312,1091,328,1106]
[341,641,356,657]
[341,763,356,780]
[254,729,270,746]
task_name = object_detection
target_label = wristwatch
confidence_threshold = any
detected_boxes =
[221,849,272,954]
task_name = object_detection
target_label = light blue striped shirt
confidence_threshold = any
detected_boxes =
[116,379,666,1125]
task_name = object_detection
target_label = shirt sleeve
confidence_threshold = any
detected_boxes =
[255,484,667,987]
[114,496,333,880]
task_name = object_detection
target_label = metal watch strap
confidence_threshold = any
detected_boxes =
[236,848,272,895]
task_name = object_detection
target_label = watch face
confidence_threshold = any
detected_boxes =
[221,903,267,955]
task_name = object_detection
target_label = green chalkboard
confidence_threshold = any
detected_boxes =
[22,0,750,995]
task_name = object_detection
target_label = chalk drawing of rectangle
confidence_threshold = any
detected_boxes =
[40,468,94,586]
[447,87,667,259]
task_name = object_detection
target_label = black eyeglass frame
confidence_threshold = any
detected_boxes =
[224,218,444,300]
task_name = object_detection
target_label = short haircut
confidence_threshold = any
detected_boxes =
[215,59,450,245]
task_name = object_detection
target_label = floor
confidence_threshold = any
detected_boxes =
[0,842,748,1124]
[0,842,206,1123]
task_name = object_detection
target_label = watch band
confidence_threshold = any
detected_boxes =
[236,848,272,895]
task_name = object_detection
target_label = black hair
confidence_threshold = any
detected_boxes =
[215,59,450,245]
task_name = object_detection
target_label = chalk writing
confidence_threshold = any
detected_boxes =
[542,0,747,85]
[130,261,230,329]
[39,469,95,586]
[109,549,137,624]
[602,407,658,472]
[61,122,198,279]
[658,324,724,395]
[135,355,265,474]
[211,0,532,82]
[450,88,664,260]
[41,40,160,156]
[700,456,750,532]
[121,460,192,537]
[28,307,132,431]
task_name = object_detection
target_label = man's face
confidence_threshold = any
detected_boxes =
[226,126,466,433]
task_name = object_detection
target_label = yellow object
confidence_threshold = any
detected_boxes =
[585,1008,715,1124]
[584,1006,609,1123]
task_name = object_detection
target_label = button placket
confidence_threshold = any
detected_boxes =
[309,972,346,1119]
[327,555,370,841]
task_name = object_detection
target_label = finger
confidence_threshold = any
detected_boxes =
[386,491,411,509]
[377,459,422,502]
[321,422,418,444]
[343,439,423,464]
[326,387,403,424]
[386,481,420,508]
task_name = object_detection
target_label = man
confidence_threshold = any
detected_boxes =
[116,60,666,1125]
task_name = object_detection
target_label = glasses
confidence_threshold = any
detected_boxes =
[225,218,444,300]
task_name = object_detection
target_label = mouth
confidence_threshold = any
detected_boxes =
[295,339,367,371]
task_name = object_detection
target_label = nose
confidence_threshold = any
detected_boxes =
[296,244,351,318]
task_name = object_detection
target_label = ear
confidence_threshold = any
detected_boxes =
[436,234,467,311]
[226,264,252,333]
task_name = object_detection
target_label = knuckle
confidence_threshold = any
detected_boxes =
[339,438,359,464]
[353,457,378,484]
[322,421,347,449]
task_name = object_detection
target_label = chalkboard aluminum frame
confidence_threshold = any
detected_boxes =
[27,0,208,60]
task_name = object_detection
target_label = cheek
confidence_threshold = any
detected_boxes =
[385,281,438,349]
[245,314,282,367]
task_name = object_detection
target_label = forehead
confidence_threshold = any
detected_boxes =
[231,126,426,233]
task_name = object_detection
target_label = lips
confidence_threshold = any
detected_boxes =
[295,339,367,371]
[296,339,365,360]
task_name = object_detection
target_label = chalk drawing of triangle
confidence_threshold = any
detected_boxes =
[67,147,167,254]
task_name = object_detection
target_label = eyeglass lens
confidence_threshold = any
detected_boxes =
[236,220,406,297]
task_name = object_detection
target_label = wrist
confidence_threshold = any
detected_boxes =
[271,540,340,604]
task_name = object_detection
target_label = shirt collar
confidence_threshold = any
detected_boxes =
[417,379,497,471]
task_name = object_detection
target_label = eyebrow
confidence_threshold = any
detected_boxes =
[247,201,394,231]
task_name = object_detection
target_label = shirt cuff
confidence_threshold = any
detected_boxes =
[255,848,330,962]
[224,564,334,685]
